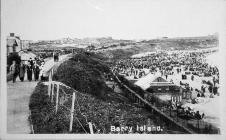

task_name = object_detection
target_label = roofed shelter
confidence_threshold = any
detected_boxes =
[135,72,179,93]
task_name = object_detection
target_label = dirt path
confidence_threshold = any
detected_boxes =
[7,76,38,133]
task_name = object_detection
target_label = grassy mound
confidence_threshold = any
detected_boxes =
[52,52,110,99]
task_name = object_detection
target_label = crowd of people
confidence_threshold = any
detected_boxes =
[112,50,219,94]
[9,57,44,83]
[112,50,218,79]
[111,49,220,124]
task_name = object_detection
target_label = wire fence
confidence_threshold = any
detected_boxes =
[47,69,94,133]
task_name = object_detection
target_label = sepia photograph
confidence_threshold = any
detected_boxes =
[1,0,226,139]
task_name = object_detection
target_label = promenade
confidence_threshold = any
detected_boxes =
[7,54,71,133]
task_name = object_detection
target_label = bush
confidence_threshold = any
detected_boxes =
[53,52,123,101]
[53,53,110,99]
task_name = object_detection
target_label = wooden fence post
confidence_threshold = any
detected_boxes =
[48,82,51,97]
[55,83,60,113]
[88,122,94,134]
[48,69,53,97]
[51,83,54,103]
[69,92,76,132]
[51,69,53,81]
[49,69,52,82]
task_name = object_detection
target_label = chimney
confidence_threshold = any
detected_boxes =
[10,33,15,37]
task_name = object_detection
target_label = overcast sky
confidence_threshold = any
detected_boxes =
[1,0,226,40]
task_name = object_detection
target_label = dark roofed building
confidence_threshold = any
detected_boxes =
[135,72,179,93]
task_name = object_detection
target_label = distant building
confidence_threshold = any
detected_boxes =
[7,33,22,55]
[7,33,30,55]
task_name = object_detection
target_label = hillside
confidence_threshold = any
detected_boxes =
[95,35,218,60]
[29,34,218,62]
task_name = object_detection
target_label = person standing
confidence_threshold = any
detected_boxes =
[191,75,194,81]
[19,61,26,81]
[10,61,18,83]
[213,76,216,87]
[28,58,34,68]
[33,64,40,81]
[56,52,59,62]
[27,64,33,81]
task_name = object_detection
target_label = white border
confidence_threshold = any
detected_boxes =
[1,0,226,140]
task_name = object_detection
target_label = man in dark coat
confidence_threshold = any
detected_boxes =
[19,61,26,81]
[28,58,34,68]
[33,64,40,81]
[27,64,33,81]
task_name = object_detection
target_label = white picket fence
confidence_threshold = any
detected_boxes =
[47,69,94,133]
